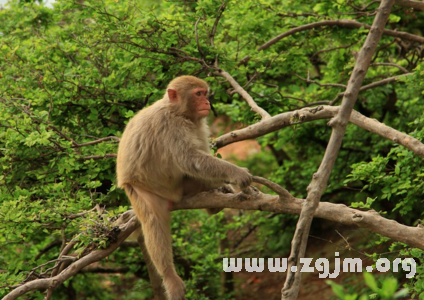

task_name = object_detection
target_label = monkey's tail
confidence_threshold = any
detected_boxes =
[123,184,186,300]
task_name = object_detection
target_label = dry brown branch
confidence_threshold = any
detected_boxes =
[217,70,271,119]
[282,1,395,298]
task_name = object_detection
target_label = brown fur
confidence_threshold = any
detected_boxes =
[116,75,251,300]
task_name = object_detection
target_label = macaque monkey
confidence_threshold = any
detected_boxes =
[116,75,252,300]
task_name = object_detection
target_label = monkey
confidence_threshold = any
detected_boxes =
[116,75,252,300]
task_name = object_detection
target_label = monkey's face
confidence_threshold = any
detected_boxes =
[191,88,210,118]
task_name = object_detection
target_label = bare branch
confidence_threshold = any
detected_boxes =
[73,136,120,147]
[294,73,347,89]
[258,19,424,52]
[81,154,117,160]
[195,17,206,61]
[370,62,409,73]
[360,73,412,90]
[210,2,226,46]
[217,70,271,119]
[330,73,413,104]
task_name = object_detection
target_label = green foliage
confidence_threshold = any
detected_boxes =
[327,273,409,300]
[1,0,424,298]
[345,115,424,220]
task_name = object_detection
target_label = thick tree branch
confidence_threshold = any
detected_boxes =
[172,189,424,251]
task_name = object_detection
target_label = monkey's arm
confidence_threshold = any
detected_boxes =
[175,148,252,188]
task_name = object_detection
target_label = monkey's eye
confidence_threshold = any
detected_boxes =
[196,91,202,97]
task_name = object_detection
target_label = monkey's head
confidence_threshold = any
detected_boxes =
[166,75,211,121]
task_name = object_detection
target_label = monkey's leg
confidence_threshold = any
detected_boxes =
[126,185,186,300]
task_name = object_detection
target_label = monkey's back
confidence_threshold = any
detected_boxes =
[116,99,209,201]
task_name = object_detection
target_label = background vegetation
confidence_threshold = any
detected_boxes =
[0,0,423,299]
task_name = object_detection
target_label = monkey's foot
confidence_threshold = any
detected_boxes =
[163,272,186,300]
[216,184,235,194]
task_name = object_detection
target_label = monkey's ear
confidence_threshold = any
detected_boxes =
[167,89,178,102]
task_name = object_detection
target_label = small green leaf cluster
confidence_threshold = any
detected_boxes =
[327,273,408,300]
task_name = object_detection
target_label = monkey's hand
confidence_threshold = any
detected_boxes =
[232,167,252,189]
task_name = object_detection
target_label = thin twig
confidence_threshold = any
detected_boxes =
[330,73,412,104]
[195,17,206,61]
[82,154,117,160]
[210,2,226,46]
[73,136,120,147]
[294,73,347,89]
[370,62,409,73]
